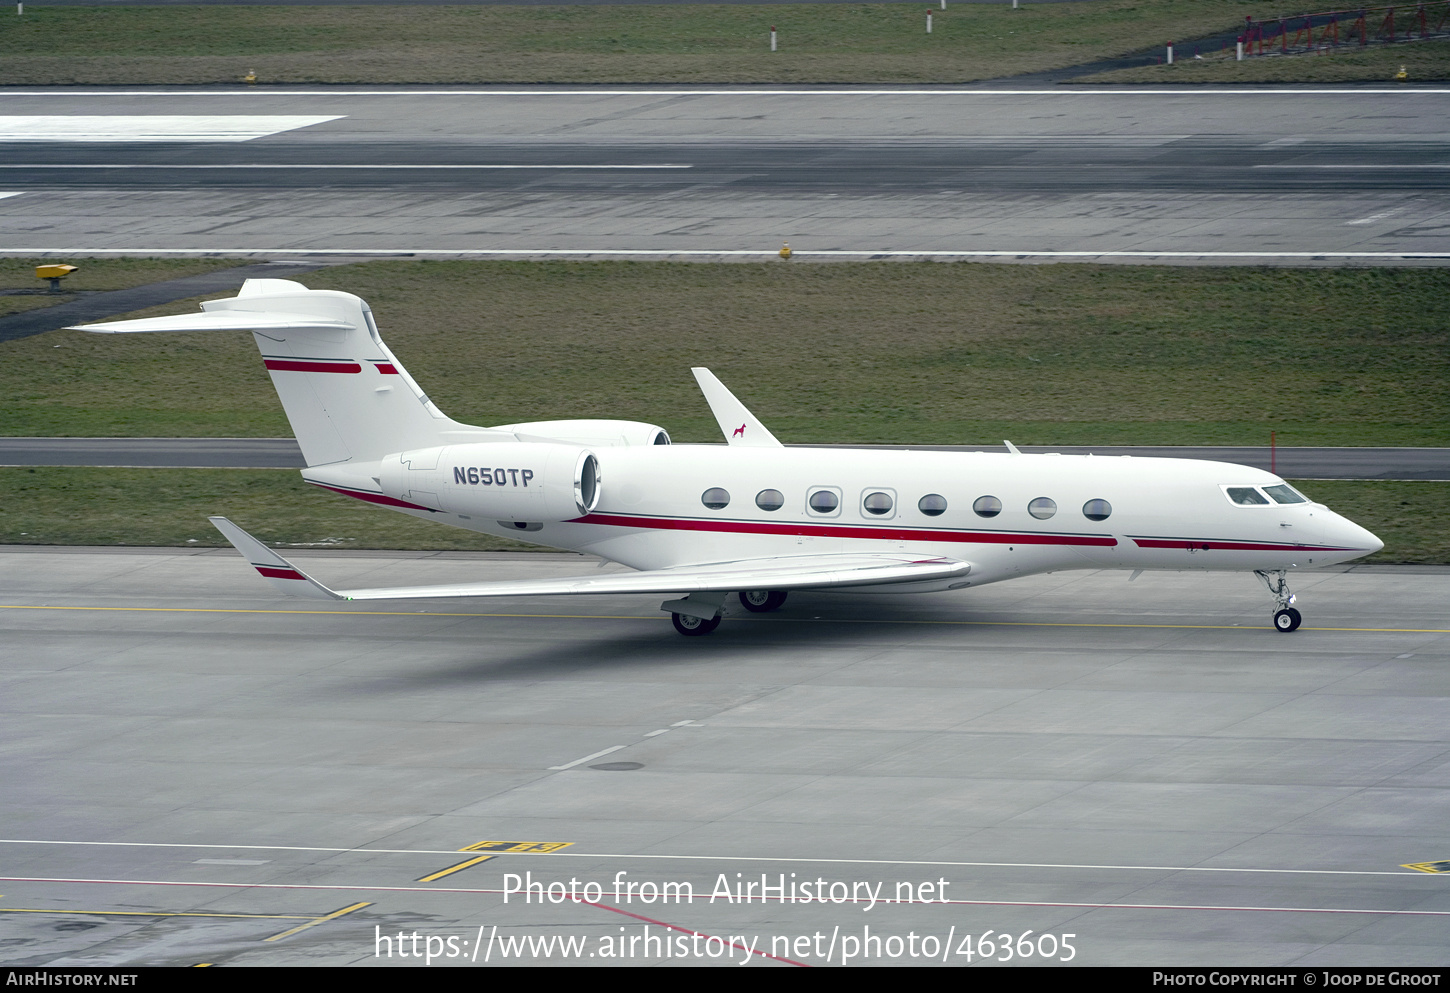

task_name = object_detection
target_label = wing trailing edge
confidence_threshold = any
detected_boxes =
[210,517,969,602]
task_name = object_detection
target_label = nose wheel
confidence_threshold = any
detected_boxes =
[1256,570,1301,633]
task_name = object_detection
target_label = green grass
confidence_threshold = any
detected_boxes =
[5,260,1447,448]
[0,258,244,320]
[0,467,537,551]
[0,468,1442,562]
[1081,35,1450,83]
[0,1,1369,85]
[1293,480,1450,565]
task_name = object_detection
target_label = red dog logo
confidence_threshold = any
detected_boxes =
[733,424,746,439]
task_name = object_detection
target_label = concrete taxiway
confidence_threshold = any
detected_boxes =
[2,546,1447,966]
[3,87,1449,260]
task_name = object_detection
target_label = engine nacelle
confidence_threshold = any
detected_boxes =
[379,442,600,522]
[494,419,670,447]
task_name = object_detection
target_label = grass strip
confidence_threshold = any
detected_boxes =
[0,1,1409,85]
[5,259,1447,448]
[1080,35,1450,83]
[0,258,246,320]
[0,468,1441,563]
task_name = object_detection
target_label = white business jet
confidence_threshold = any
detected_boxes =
[74,279,1382,636]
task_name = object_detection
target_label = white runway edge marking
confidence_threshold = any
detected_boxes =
[3,88,1447,97]
[5,249,1448,260]
[5,876,1448,918]
[0,116,344,142]
[0,164,691,170]
[0,839,1430,878]
[1256,164,1450,169]
[0,193,23,200]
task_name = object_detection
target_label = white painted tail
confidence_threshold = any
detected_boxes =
[73,279,504,466]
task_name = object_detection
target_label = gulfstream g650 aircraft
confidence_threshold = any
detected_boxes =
[75,279,1382,636]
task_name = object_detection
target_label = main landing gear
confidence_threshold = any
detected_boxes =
[672,612,721,636]
[1255,569,1301,633]
[738,590,789,613]
[662,590,789,636]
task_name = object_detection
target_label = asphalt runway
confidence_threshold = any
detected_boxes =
[2,437,1446,479]
[2,546,1448,966]
[3,87,1449,260]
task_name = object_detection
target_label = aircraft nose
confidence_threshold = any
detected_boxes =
[1330,512,1383,556]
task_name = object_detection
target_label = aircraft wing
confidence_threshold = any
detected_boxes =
[210,516,968,602]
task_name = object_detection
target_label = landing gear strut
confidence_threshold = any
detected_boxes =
[739,590,788,613]
[1255,569,1301,633]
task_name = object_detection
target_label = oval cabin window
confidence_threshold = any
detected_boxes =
[755,489,785,511]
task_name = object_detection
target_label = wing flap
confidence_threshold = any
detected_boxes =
[210,517,968,603]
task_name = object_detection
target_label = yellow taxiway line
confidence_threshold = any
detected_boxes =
[1,604,1446,634]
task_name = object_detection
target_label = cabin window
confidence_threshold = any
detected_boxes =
[1226,486,1270,506]
[862,491,894,516]
[973,495,1002,518]
[808,488,841,515]
[701,487,730,510]
[1264,484,1308,505]
[918,494,948,517]
[1028,497,1057,520]
[755,488,785,512]
[1082,498,1112,522]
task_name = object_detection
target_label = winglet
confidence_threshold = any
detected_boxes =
[209,516,343,600]
[1004,439,1022,455]
[691,368,783,448]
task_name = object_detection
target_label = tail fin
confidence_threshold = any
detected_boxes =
[73,279,500,466]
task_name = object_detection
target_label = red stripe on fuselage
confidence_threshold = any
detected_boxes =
[263,359,362,374]
[570,512,1117,546]
[308,482,439,512]
[1130,537,1358,553]
[256,566,308,581]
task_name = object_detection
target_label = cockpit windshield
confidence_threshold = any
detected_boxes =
[1263,484,1308,505]
[1225,486,1270,506]
[1223,484,1310,507]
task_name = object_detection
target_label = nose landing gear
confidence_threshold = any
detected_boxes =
[1255,569,1301,632]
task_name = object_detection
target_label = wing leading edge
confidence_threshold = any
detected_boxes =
[210,517,969,602]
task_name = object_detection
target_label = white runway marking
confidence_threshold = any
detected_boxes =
[548,745,626,770]
[4,249,1447,260]
[0,164,691,170]
[1257,163,1450,169]
[0,838,1431,877]
[0,116,344,142]
[0,192,23,200]
[2,89,1447,97]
